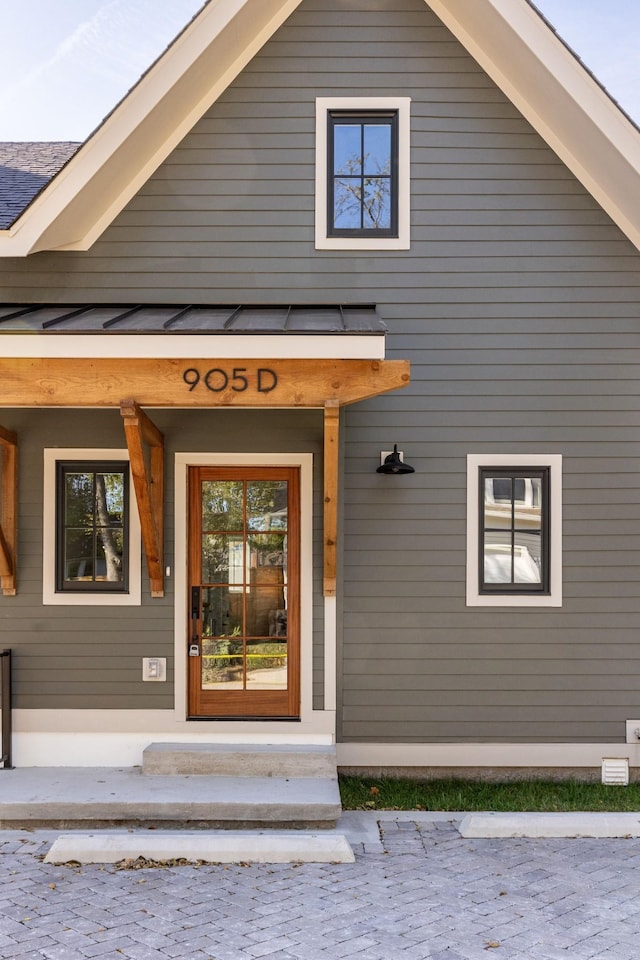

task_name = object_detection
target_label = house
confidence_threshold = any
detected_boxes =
[1,0,640,780]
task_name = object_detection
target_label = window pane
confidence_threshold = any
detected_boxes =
[363,177,391,229]
[363,123,391,173]
[514,532,542,583]
[333,123,362,175]
[201,481,242,531]
[64,529,94,581]
[95,472,124,524]
[65,473,93,524]
[483,531,512,584]
[334,178,362,228]
[95,527,124,582]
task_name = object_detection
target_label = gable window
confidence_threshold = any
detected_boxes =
[56,461,129,593]
[466,454,562,607]
[43,449,141,606]
[327,111,398,237]
[316,97,410,250]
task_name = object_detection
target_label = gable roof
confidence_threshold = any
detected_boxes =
[1,0,640,256]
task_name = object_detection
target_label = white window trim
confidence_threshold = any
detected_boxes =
[466,453,562,607]
[315,96,411,251]
[43,448,142,606]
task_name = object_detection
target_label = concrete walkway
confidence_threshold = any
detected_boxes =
[0,813,639,959]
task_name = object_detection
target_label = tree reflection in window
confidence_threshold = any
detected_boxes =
[56,462,128,591]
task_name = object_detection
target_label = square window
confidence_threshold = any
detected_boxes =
[466,454,562,607]
[43,449,141,606]
[315,97,410,250]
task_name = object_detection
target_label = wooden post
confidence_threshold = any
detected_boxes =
[0,426,17,596]
[323,400,340,597]
[120,401,164,598]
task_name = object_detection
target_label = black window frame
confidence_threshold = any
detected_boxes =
[478,467,550,595]
[55,460,130,594]
[327,109,399,238]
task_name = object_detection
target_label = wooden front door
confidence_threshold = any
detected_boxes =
[187,466,300,718]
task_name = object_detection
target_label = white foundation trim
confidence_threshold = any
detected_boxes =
[337,741,640,769]
[0,334,385,361]
[466,453,562,607]
[173,452,328,730]
[10,709,335,766]
[43,448,142,606]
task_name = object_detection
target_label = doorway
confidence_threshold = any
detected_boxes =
[187,466,300,718]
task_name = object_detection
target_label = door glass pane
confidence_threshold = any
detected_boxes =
[202,534,245,583]
[201,586,242,638]
[201,481,243,531]
[246,640,287,690]
[247,481,288,530]
[201,637,244,689]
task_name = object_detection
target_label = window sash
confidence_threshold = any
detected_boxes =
[327,110,399,237]
[55,460,130,593]
[478,467,550,594]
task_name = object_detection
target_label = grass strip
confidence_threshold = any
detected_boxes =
[339,776,640,812]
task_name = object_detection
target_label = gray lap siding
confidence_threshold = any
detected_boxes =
[0,0,639,741]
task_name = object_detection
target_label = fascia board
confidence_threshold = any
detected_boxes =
[427,0,640,252]
[0,0,303,257]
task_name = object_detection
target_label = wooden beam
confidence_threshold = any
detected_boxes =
[0,429,17,596]
[0,358,410,408]
[323,400,340,598]
[120,401,164,598]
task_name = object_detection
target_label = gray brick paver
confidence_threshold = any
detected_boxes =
[0,825,639,960]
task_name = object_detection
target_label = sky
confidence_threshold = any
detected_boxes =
[0,0,639,141]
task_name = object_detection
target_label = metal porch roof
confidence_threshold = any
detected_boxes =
[0,303,386,335]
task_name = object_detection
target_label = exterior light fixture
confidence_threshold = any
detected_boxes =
[377,444,415,475]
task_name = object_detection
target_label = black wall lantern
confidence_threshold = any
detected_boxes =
[376,444,415,475]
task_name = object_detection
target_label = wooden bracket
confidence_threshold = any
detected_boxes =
[323,400,340,598]
[0,426,17,596]
[120,401,164,598]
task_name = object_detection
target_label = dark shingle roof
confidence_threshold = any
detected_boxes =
[0,142,80,228]
[0,303,386,335]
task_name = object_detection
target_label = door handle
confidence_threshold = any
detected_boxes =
[189,586,200,656]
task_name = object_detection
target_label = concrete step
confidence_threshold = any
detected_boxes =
[142,742,338,779]
[0,767,342,830]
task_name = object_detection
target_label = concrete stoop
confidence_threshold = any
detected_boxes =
[0,744,343,830]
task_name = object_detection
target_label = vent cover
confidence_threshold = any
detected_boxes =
[601,758,629,786]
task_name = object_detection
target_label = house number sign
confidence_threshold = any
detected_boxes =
[183,366,278,394]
